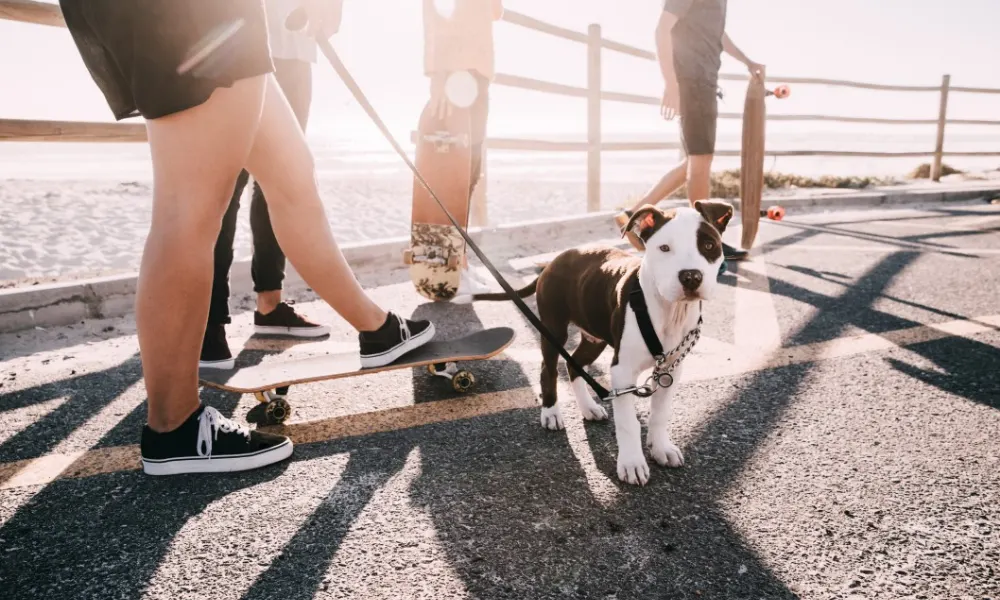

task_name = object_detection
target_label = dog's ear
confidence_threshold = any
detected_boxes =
[623,205,672,242]
[694,200,734,234]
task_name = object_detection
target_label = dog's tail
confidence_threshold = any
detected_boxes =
[462,277,538,303]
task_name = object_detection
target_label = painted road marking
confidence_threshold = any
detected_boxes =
[2,313,997,491]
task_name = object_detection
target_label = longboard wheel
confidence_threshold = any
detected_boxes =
[774,85,790,99]
[452,370,476,393]
[761,205,786,221]
[402,249,415,265]
[264,397,292,426]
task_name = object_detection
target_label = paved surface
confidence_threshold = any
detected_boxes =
[1,202,998,599]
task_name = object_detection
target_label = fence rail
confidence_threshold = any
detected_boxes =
[2,0,999,214]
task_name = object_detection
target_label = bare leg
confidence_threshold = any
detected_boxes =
[629,158,688,212]
[686,154,714,205]
[243,75,386,332]
[141,77,267,432]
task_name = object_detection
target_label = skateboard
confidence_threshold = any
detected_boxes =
[403,101,473,301]
[199,327,515,426]
[740,76,790,250]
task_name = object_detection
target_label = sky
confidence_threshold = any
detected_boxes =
[1,0,999,144]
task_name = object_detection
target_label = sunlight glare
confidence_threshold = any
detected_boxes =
[444,70,479,108]
[433,0,456,20]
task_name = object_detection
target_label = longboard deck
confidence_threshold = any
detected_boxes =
[199,327,515,394]
[740,75,766,250]
[408,102,473,301]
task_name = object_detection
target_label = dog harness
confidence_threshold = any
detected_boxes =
[610,280,704,399]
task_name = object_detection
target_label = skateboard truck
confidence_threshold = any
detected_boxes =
[402,248,461,268]
[427,361,477,392]
[424,130,470,153]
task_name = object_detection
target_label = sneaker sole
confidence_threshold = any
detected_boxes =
[141,438,293,476]
[199,358,236,370]
[254,325,331,338]
[359,321,436,369]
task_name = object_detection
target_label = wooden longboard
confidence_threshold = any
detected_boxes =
[740,74,767,250]
[199,327,514,394]
[405,101,473,301]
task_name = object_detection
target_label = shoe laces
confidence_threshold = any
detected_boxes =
[396,313,411,342]
[196,406,250,458]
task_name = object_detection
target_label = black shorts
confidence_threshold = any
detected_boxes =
[677,77,719,156]
[59,0,274,121]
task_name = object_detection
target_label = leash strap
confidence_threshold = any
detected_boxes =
[628,279,665,360]
[313,37,610,399]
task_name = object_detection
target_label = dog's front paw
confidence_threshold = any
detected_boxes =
[540,405,565,430]
[616,447,650,486]
[580,402,608,421]
[648,435,685,468]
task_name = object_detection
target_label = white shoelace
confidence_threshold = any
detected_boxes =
[397,313,411,342]
[196,406,251,458]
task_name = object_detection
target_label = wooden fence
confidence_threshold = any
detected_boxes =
[3,0,1000,218]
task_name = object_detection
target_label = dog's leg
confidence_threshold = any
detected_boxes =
[611,361,649,486]
[568,337,608,421]
[539,319,569,431]
[646,364,685,468]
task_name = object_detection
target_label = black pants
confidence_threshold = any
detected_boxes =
[207,58,313,326]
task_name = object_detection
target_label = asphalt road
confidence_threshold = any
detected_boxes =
[1,201,998,600]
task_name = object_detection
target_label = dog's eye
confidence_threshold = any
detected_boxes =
[658,244,670,252]
[703,241,715,251]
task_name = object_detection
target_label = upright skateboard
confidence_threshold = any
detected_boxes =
[199,327,516,426]
[740,75,790,250]
[404,102,473,301]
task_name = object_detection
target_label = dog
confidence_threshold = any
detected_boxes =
[469,200,734,486]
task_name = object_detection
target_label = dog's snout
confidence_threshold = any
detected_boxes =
[678,269,703,291]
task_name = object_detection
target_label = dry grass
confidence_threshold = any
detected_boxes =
[664,168,900,200]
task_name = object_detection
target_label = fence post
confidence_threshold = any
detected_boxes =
[587,23,602,212]
[931,74,951,181]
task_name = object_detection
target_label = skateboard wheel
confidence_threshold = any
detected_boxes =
[762,205,785,221]
[774,85,790,99]
[452,370,476,393]
[402,249,415,265]
[264,398,292,425]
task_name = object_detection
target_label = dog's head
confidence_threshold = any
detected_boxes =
[623,200,734,302]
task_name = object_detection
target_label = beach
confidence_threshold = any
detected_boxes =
[2,131,997,287]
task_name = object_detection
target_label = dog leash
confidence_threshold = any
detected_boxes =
[300,30,612,399]
[608,286,703,399]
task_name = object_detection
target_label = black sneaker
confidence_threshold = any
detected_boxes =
[140,405,293,476]
[723,242,749,261]
[254,302,331,337]
[200,324,235,370]
[358,312,435,368]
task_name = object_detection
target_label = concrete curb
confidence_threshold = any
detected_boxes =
[2,184,997,334]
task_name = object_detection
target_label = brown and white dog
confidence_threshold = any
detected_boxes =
[469,200,734,486]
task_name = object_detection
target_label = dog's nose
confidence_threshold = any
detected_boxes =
[678,269,703,291]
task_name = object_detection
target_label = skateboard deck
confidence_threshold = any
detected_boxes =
[199,327,515,425]
[405,101,473,301]
[740,74,767,250]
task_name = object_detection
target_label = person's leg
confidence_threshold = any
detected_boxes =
[247,58,330,336]
[678,77,746,262]
[455,73,492,293]
[633,159,688,210]
[686,154,714,204]
[199,169,251,369]
[140,78,268,432]
[243,75,434,365]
